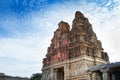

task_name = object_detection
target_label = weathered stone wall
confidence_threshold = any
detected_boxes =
[42,11,109,80]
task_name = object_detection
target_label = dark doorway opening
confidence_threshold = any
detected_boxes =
[110,67,120,80]
[57,67,64,80]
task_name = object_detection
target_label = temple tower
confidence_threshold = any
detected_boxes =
[42,11,109,80]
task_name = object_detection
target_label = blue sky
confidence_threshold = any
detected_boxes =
[0,0,120,77]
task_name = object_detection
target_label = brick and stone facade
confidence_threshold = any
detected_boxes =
[42,11,109,80]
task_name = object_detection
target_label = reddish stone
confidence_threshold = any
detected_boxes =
[42,11,109,67]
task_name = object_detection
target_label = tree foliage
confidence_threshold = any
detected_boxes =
[30,73,42,80]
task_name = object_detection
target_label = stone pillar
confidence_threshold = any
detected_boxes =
[97,75,102,80]
[112,74,115,80]
[88,74,92,80]
[53,69,57,80]
[102,72,109,80]
[100,68,110,80]
[64,65,66,80]
[91,72,97,80]
[87,72,92,80]
[51,68,54,80]
[96,72,102,80]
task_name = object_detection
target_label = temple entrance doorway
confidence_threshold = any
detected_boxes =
[56,67,64,80]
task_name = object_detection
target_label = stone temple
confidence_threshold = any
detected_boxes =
[42,11,109,80]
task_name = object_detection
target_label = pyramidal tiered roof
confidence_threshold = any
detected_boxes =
[43,11,109,67]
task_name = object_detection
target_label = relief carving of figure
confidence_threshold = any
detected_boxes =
[80,46,87,55]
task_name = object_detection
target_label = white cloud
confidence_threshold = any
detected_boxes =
[86,2,120,62]
[0,38,50,77]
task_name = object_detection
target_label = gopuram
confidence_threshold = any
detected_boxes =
[42,11,109,80]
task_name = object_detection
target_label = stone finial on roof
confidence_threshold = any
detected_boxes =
[75,11,84,19]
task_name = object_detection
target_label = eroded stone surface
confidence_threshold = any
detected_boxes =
[43,11,109,67]
[42,11,109,80]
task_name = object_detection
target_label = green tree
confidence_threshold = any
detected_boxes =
[30,73,42,80]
